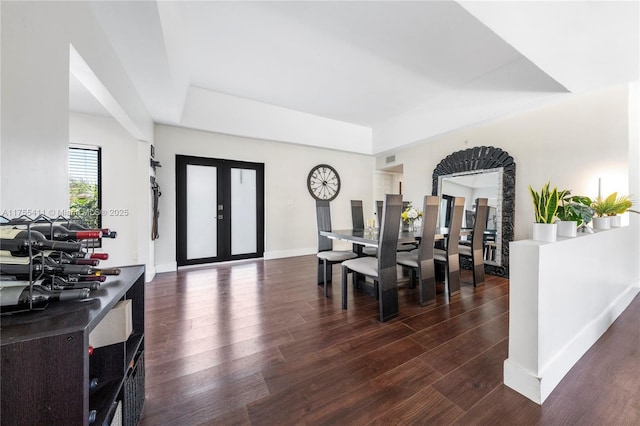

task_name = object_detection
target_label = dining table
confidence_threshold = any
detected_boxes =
[320,227,471,321]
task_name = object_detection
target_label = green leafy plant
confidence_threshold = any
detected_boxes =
[610,193,632,216]
[529,182,559,224]
[556,191,594,226]
[69,179,99,228]
[592,192,632,217]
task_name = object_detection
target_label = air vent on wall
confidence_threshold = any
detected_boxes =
[385,155,396,164]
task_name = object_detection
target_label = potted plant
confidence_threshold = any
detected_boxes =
[608,193,632,227]
[555,191,594,237]
[529,182,559,242]
[591,192,631,229]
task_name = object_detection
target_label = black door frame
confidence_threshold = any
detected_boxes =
[176,155,265,266]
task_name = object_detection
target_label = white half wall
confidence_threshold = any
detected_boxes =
[153,124,375,273]
[505,228,640,404]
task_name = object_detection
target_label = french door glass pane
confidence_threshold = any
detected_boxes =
[186,164,217,259]
[231,168,257,255]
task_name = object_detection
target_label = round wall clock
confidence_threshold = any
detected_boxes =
[307,164,341,201]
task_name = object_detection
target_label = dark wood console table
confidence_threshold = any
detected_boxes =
[1,265,145,426]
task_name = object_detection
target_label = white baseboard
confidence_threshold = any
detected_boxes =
[155,262,177,274]
[263,247,316,259]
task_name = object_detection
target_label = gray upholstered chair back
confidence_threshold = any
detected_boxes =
[377,194,402,272]
[446,197,465,256]
[417,196,439,262]
[472,198,489,252]
[350,200,365,230]
[316,200,333,252]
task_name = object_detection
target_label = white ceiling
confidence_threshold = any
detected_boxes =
[70,1,639,154]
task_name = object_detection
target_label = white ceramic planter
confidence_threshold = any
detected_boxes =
[592,216,611,230]
[609,215,622,227]
[556,220,577,237]
[532,222,557,242]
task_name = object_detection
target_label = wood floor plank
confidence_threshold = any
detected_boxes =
[246,338,426,424]
[409,295,509,349]
[263,322,416,394]
[369,385,465,425]
[420,312,509,376]
[432,338,509,411]
[300,357,442,425]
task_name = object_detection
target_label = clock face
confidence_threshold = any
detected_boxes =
[307,164,341,201]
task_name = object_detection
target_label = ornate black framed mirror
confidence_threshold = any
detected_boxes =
[432,146,515,276]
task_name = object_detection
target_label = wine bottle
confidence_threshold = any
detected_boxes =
[74,275,107,282]
[0,228,83,254]
[0,283,90,310]
[0,257,92,277]
[28,224,102,241]
[65,222,117,239]
[74,252,109,261]
[45,276,101,290]
[43,251,100,266]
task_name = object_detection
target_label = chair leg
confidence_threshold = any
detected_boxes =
[342,265,349,309]
[410,269,417,288]
[323,259,329,298]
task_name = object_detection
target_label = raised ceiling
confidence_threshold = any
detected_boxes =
[71,1,639,154]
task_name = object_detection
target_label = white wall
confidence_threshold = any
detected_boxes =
[69,112,151,272]
[154,124,375,272]
[384,84,631,242]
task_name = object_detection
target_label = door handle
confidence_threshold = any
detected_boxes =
[218,215,223,220]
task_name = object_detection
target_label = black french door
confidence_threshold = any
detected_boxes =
[176,155,264,266]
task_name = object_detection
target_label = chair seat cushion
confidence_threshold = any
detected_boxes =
[458,245,472,257]
[342,256,378,278]
[396,251,418,268]
[396,243,416,252]
[434,248,446,262]
[317,250,358,262]
[362,246,377,256]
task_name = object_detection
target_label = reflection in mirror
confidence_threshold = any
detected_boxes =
[431,146,515,277]
[438,169,503,266]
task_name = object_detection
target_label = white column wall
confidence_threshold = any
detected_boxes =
[1,1,155,279]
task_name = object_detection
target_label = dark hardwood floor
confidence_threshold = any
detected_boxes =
[139,255,640,425]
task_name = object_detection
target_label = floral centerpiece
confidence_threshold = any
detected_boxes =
[401,203,422,231]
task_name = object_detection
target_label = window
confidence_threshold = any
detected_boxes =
[69,146,101,229]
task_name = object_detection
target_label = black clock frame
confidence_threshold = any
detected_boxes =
[307,164,341,201]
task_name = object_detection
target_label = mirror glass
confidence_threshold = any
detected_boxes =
[438,168,503,266]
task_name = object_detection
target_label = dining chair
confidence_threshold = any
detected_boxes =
[316,200,358,297]
[434,196,465,296]
[396,195,440,306]
[458,197,488,287]
[368,199,414,254]
[341,194,402,322]
[350,200,365,230]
